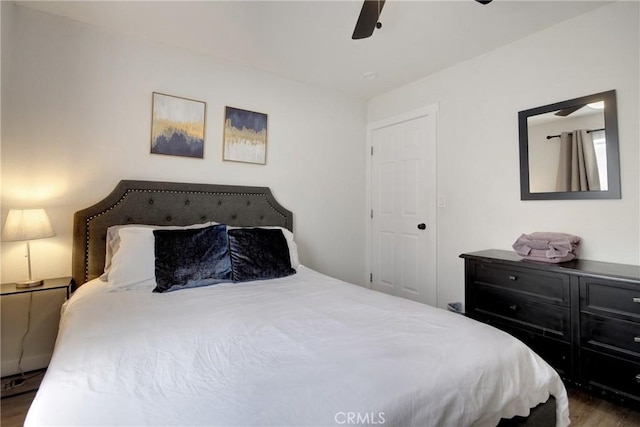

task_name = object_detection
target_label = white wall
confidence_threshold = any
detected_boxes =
[1,4,367,285]
[0,4,367,374]
[368,2,640,309]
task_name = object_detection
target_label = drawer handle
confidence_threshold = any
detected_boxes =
[508,304,520,311]
[635,337,640,343]
[508,275,517,281]
[636,374,640,383]
[634,297,640,303]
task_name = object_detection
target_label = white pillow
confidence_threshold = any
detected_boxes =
[101,224,150,281]
[107,227,157,291]
[227,226,300,270]
[105,222,217,291]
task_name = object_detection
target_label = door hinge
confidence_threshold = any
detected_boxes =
[370,273,373,283]
[371,146,374,156]
[370,209,373,219]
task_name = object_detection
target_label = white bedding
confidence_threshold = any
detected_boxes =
[26,266,569,426]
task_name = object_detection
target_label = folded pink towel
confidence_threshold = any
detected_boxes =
[512,232,581,263]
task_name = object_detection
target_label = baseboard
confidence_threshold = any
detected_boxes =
[1,369,45,399]
[1,354,51,378]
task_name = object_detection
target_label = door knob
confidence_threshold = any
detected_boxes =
[417,223,426,230]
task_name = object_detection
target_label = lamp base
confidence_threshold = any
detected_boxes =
[15,279,44,288]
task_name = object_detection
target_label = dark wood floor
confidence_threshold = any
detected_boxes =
[1,370,45,427]
[1,390,36,427]
[568,387,640,426]
[2,384,639,426]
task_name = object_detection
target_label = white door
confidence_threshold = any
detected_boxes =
[369,107,437,306]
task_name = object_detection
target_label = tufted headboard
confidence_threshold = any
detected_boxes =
[72,180,293,288]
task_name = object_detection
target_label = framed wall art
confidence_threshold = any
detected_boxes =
[223,106,267,165]
[150,92,206,159]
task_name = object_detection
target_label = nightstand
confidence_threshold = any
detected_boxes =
[1,277,72,398]
[1,277,72,299]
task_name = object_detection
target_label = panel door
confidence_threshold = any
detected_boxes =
[370,112,437,306]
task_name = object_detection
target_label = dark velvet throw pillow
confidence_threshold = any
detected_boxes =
[227,228,296,283]
[153,224,232,293]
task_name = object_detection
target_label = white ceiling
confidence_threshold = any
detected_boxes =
[16,0,611,99]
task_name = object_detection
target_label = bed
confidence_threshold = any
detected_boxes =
[25,180,570,427]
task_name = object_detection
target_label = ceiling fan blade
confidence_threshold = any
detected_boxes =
[554,105,584,117]
[352,0,386,40]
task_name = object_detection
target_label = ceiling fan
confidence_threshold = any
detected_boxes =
[352,0,493,40]
[554,105,585,117]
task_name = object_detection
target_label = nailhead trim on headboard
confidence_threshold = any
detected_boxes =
[73,181,293,288]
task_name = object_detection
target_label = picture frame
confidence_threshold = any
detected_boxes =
[150,92,206,159]
[223,106,268,165]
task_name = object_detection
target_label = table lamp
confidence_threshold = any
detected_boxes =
[2,208,56,288]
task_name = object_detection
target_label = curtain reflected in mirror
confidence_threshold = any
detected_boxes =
[527,106,605,193]
[518,90,620,200]
[555,130,602,191]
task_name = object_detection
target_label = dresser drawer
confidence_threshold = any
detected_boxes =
[581,314,640,359]
[582,349,640,403]
[474,262,570,306]
[581,279,640,320]
[471,286,570,341]
[497,324,572,377]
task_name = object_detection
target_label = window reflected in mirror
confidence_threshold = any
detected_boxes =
[527,104,606,193]
[518,90,621,200]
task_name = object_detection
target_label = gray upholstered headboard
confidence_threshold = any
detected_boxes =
[72,180,293,288]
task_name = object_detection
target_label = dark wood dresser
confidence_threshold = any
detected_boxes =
[461,249,640,407]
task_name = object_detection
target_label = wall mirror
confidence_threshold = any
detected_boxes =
[518,90,620,200]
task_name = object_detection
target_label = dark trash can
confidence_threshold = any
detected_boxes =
[447,302,464,314]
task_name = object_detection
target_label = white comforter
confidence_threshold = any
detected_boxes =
[26,267,569,427]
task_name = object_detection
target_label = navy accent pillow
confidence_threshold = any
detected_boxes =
[153,224,232,293]
[227,228,296,283]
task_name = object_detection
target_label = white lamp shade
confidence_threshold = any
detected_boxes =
[2,209,56,242]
